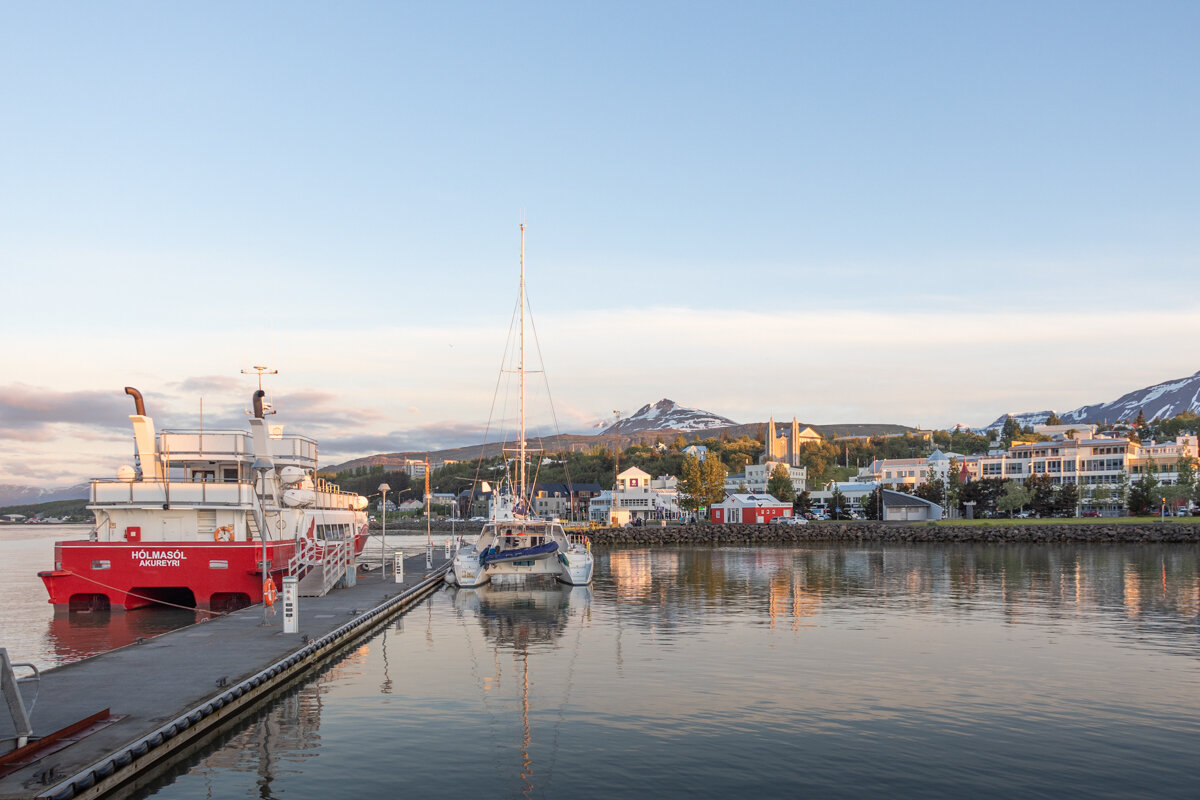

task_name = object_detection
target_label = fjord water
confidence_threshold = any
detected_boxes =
[113,542,1198,800]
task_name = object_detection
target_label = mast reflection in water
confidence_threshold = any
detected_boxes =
[136,544,1198,800]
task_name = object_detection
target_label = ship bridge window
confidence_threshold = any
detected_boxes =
[223,468,239,482]
[192,471,215,482]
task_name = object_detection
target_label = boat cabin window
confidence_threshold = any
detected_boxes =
[192,471,215,482]
[223,468,239,482]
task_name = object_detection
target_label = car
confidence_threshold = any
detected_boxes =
[1081,511,1100,518]
[771,516,808,526]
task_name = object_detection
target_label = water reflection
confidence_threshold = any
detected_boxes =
[601,545,1200,657]
[450,581,592,798]
[129,545,1199,800]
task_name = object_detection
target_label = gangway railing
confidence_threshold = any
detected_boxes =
[1,648,38,750]
[291,538,352,597]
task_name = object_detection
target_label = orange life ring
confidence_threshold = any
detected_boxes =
[214,525,234,542]
[263,578,277,606]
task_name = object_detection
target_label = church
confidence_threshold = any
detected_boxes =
[762,417,822,467]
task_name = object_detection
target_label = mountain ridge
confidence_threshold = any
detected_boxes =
[987,369,1200,429]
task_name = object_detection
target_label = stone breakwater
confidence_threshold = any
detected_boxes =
[584,522,1200,546]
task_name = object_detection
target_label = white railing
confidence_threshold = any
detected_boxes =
[289,537,352,596]
[92,480,254,506]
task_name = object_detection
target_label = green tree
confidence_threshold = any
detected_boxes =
[766,463,796,503]
[946,458,962,513]
[1046,411,1063,425]
[794,490,812,514]
[862,486,881,519]
[678,455,706,520]
[1176,456,1197,500]
[1134,408,1147,427]
[829,487,849,520]
[1127,473,1159,515]
[997,481,1031,516]
[1055,482,1079,516]
[1025,473,1056,517]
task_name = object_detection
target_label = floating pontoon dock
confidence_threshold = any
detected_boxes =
[0,552,449,800]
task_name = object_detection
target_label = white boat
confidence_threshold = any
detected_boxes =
[445,225,594,589]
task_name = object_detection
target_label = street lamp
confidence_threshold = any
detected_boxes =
[379,483,390,579]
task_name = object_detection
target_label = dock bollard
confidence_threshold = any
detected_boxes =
[282,576,298,633]
[394,551,404,583]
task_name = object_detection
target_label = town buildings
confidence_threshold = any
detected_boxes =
[588,467,683,526]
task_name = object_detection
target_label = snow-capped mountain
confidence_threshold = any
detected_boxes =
[0,483,90,507]
[601,399,738,434]
[986,369,1200,429]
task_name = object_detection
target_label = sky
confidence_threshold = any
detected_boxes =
[2,1,1199,486]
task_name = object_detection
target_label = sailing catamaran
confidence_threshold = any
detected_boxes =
[445,225,594,588]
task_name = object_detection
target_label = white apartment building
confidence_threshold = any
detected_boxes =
[725,461,807,494]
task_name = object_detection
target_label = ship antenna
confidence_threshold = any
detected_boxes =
[241,365,278,416]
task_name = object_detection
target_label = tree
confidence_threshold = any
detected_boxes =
[946,458,962,513]
[1127,473,1159,515]
[1176,456,1197,502]
[997,482,1031,516]
[1046,412,1063,425]
[1135,409,1147,427]
[767,463,796,503]
[1025,473,1056,517]
[829,487,849,520]
[1055,482,1079,516]
[862,485,881,519]
[794,490,812,514]
[678,455,707,520]
[1001,415,1023,445]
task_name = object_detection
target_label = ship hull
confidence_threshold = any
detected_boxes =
[39,539,301,612]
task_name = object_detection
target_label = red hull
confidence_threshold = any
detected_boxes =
[39,539,299,612]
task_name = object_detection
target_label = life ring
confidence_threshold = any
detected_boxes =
[263,578,277,606]
[213,525,234,542]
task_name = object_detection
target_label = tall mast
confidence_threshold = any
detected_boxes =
[518,223,527,505]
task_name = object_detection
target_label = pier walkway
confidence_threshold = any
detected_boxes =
[0,551,450,800]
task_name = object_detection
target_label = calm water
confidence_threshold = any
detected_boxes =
[4,532,1199,797]
[120,542,1199,799]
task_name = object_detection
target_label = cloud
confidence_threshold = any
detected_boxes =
[0,384,135,429]
[321,421,492,461]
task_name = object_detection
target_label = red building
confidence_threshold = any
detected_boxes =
[711,493,792,524]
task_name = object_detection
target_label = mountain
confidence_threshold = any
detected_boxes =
[987,369,1200,429]
[602,399,738,434]
[0,482,90,507]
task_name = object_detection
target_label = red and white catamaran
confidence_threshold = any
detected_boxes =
[39,373,370,612]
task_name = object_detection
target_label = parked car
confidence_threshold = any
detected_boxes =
[1081,511,1100,518]
[771,516,808,526]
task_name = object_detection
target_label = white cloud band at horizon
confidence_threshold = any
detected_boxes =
[5,304,1198,486]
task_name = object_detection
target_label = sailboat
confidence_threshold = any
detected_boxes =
[445,225,594,588]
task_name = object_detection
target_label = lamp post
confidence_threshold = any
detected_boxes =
[379,483,390,579]
[252,457,275,627]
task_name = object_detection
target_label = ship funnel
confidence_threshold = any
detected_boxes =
[125,387,146,416]
[252,389,266,419]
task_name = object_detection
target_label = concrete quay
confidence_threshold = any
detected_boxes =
[0,552,450,800]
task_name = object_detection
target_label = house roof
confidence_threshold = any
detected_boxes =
[882,489,940,509]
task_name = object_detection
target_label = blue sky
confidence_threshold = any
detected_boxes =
[2,2,1198,485]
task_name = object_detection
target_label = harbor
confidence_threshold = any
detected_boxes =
[1,543,450,800]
